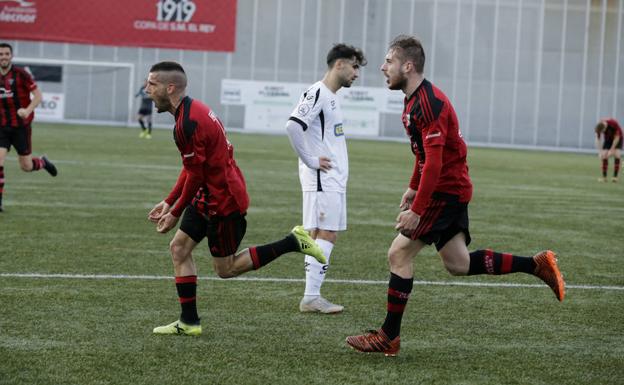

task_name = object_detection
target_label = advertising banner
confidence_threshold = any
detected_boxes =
[221,79,404,136]
[0,0,236,52]
[35,92,64,121]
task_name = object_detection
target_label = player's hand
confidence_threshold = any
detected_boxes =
[17,108,30,119]
[395,209,420,232]
[318,156,332,172]
[148,201,170,223]
[156,212,179,233]
[399,188,417,210]
[607,149,615,157]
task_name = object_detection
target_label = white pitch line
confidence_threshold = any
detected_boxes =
[0,273,622,291]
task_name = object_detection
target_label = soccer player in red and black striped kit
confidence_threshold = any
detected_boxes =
[345,35,565,356]
[0,43,57,212]
[594,118,621,183]
[145,61,326,336]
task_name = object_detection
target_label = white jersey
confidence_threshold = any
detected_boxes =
[289,81,348,192]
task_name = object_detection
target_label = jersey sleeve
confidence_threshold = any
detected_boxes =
[288,84,324,130]
[21,69,37,92]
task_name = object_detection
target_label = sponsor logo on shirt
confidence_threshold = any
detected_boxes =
[425,131,441,139]
[0,87,14,99]
[334,123,344,136]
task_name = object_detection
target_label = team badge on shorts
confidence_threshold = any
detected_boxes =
[334,123,344,136]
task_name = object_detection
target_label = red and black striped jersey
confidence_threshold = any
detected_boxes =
[0,65,37,127]
[165,96,249,218]
[600,118,622,142]
[402,79,472,215]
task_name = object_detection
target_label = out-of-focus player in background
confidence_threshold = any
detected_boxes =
[594,118,622,183]
[0,42,57,212]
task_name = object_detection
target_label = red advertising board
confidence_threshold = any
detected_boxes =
[0,0,237,52]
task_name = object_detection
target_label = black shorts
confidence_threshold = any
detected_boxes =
[603,137,622,150]
[0,125,32,155]
[138,108,152,116]
[179,204,247,258]
[401,192,471,251]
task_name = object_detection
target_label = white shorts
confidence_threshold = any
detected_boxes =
[302,191,347,231]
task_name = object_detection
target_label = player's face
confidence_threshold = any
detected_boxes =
[380,49,407,91]
[338,58,360,88]
[0,48,12,70]
[146,72,172,113]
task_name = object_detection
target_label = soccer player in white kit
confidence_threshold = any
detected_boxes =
[286,44,366,313]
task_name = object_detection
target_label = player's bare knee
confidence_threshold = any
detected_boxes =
[213,264,236,279]
[169,240,190,265]
[387,247,409,270]
[444,263,466,276]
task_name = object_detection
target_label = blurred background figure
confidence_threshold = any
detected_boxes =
[594,118,621,183]
[136,79,153,139]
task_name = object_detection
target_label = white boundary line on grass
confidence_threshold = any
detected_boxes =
[1,273,623,291]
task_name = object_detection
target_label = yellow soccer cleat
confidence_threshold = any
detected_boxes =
[291,225,326,264]
[153,320,202,336]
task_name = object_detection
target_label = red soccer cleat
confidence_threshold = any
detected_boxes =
[533,250,565,302]
[345,329,400,357]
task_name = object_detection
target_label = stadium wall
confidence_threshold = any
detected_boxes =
[4,0,623,151]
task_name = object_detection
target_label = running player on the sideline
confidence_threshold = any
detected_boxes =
[345,35,565,357]
[145,61,326,336]
[286,43,366,314]
[0,42,57,212]
[594,118,622,183]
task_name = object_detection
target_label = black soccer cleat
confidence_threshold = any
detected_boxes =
[41,156,58,177]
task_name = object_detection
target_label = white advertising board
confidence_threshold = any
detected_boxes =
[221,79,403,137]
[35,92,65,121]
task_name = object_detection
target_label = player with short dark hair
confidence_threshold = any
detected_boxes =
[594,118,621,183]
[145,61,326,336]
[286,43,366,314]
[345,35,565,356]
[136,79,154,139]
[0,42,57,212]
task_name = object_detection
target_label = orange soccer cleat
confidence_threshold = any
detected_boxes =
[533,250,566,302]
[345,329,400,357]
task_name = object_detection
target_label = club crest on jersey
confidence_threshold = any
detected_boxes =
[334,123,344,136]
[298,103,311,116]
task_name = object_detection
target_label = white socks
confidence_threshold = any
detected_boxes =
[303,238,334,297]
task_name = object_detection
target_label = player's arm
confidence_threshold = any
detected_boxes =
[148,168,186,223]
[17,87,42,119]
[611,134,621,150]
[400,154,421,210]
[397,145,443,231]
[169,165,202,218]
[411,144,443,215]
[285,119,331,171]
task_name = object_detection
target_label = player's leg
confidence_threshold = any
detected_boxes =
[438,228,565,301]
[210,212,325,278]
[153,207,204,336]
[300,191,344,314]
[0,146,7,211]
[15,125,57,176]
[346,233,423,356]
[137,113,147,137]
[599,148,609,182]
[146,114,153,137]
[612,149,621,182]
